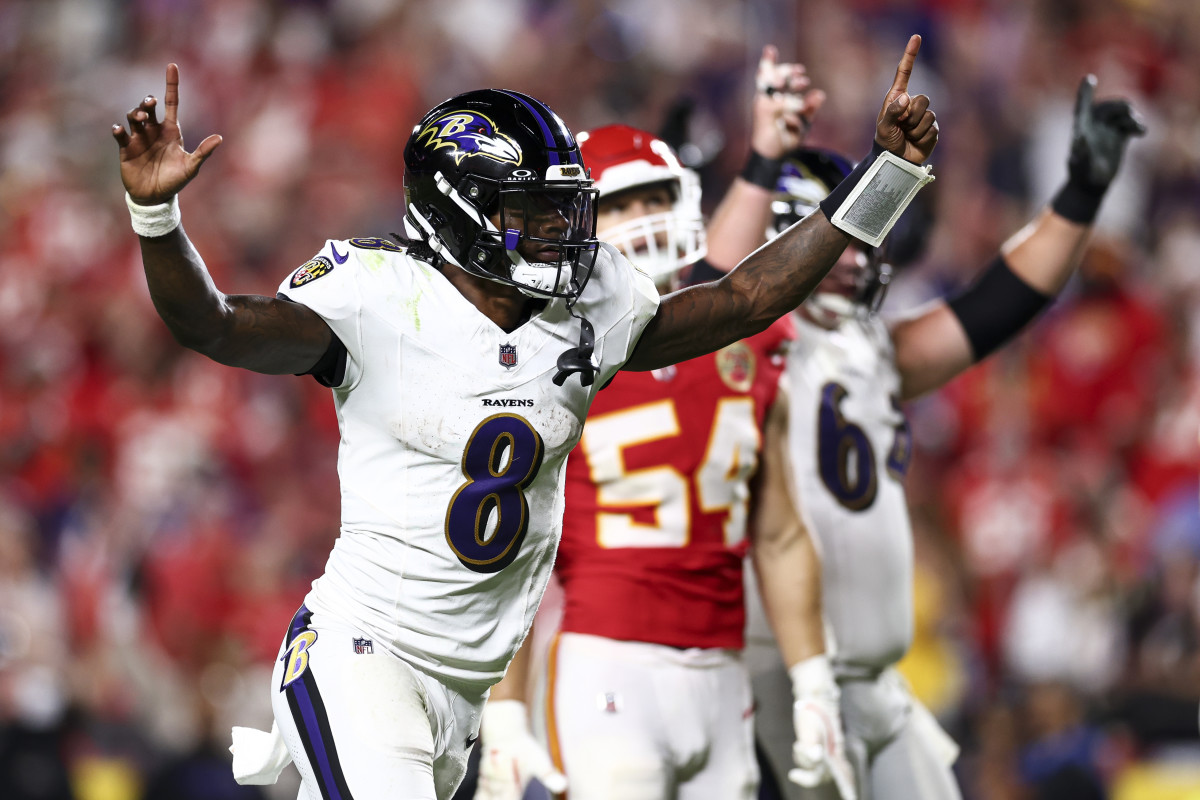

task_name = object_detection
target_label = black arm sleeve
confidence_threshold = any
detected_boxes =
[946,255,1053,362]
[686,258,726,285]
[276,292,348,387]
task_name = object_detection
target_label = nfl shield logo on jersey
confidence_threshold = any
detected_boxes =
[353,637,373,655]
[498,343,518,369]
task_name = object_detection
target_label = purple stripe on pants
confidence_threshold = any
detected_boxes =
[292,673,345,800]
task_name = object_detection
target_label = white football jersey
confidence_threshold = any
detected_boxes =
[278,239,659,693]
[747,311,915,670]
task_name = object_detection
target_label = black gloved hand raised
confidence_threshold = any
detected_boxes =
[1053,74,1147,223]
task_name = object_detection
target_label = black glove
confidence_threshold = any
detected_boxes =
[1053,74,1147,223]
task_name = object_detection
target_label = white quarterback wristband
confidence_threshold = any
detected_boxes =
[125,192,181,238]
[828,150,933,247]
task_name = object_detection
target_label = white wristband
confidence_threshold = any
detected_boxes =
[125,192,181,238]
[827,150,933,247]
[789,654,839,698]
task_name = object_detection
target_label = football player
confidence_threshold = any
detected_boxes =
[473,47,854,800]
[111,35,936,800]
[732,76,1145,800]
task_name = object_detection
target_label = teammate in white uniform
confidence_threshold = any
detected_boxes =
[472,47,861,800]
[111,37,937,800]
[733,77,1145,800]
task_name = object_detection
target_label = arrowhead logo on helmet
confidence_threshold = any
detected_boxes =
[415,111,523,167]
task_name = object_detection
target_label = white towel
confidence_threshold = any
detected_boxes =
[230,721,293,785]
[908,699,961,767]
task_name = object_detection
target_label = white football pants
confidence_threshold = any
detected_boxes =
[270,604,486,800]
[544,632,758,800]
[744,639,961,800]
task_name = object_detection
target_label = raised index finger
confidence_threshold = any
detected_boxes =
[164,63,180,124]
[757,45,781,93]
[889,35,922,97]
[1074,74,1097,131]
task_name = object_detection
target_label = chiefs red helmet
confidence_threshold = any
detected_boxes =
[578,124,705,288]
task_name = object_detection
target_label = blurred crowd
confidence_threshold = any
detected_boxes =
[1,0,1199,798]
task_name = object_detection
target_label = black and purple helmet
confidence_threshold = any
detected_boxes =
[402,89,600,302]
[770,147,891,315]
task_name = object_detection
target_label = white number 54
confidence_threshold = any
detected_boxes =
[579,398,759,548]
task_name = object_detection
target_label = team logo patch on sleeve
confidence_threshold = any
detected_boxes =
[289,256,334,288]
[716,341,756,392]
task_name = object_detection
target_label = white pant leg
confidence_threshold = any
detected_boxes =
[271,605,483,800]
[864,673,960,800]
[675,655,758,800]
[545,633,756,800]
[424,672,485,800]
[546,633,673,800]
[835,669,960,800]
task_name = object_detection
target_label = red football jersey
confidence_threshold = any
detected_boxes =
[557,317,794,649]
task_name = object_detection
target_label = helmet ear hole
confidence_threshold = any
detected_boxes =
[459,178,498,218]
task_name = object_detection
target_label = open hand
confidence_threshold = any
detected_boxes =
[112,64,222,205]
[875,35,938,164]
[752,45,827,159]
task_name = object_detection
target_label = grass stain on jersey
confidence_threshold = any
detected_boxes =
[362,252,389,273]
[399,283,424,332]
[401,259,449,333]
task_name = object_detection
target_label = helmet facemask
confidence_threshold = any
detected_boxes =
[595,173,706,291]
[405,166,600,301]
[578,125,707,292]
[767,149,893,325]
[805,247,892,326]
[402,89,604,386]
[491,180,600,299]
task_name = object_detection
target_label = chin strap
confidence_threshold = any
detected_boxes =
[406,205,597,386]
[553,304,597,387]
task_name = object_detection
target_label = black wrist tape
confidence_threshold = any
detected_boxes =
[1051,180,1105,225]
[741,150,784,190]
[946,255,1052,361]
[819,141,887,223]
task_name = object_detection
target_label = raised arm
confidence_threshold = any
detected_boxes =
[892,75,1146,400]
[112,64,333,374]
[704,46,826,271]
[625,35,937,371]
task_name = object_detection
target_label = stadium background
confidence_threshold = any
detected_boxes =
[1,0,1199,797]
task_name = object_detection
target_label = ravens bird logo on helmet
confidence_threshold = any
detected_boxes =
[401,89,602,385]
[415,111,523,167]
